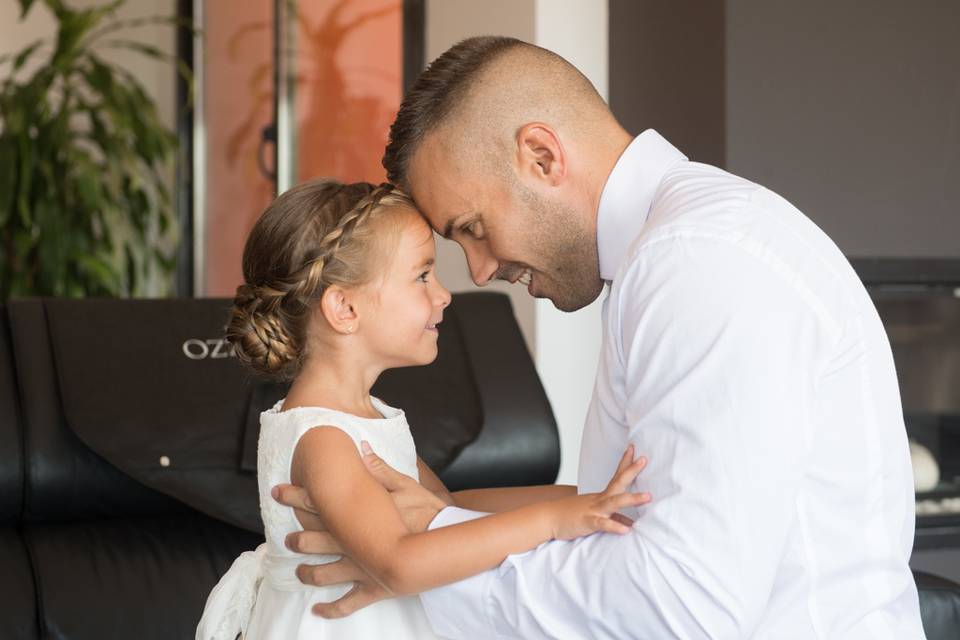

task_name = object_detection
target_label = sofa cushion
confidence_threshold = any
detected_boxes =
[23,512,261,639]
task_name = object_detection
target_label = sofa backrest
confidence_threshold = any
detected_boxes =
[2,293,559,531]
[0,306,23,525]
[7,299,188,524]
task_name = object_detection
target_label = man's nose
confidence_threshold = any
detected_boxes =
[465,246,498,287]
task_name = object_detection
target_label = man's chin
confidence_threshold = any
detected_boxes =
[550,297,590,313]
[542,281,605,312]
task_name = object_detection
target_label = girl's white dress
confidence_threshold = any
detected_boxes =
[196,397,441,639]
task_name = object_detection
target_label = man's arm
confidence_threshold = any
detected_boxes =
[420,236,825,639]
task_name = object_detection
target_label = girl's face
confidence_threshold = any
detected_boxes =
[361,210,451,368]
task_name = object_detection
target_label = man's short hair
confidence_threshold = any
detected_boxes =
[382,36,525,190]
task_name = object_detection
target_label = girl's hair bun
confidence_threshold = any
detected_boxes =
[227,282,298,378]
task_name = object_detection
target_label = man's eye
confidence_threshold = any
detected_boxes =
[462,221,483,239]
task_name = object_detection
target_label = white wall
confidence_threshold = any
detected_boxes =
[533,0,608,485]
[426,0,608,486]
[425,0,538,356]
[0,2,57,64]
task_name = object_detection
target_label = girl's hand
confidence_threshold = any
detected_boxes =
[549,445,651,541]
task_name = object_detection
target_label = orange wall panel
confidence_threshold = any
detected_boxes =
[202,0,402,297]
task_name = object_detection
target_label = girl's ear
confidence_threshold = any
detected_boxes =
[319,285,360,335]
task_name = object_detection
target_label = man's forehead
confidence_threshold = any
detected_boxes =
[407,142,465,234]
[406,186,449,234]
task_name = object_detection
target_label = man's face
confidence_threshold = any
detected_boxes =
[406,135,603,312]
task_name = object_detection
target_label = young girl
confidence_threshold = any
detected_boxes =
[196,179,650,639]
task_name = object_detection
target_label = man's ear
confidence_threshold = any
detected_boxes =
[319,285,360,335]
[515,123,567,186]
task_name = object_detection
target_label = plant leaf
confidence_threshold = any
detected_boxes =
[76,254,122,291]
[101,38,165,61]
[1,0,182,301]
[18,0,37,19]
[15,129,33,227]
[0,39,46,72]
[52,1,121,70]
[84,14,200,47]
[0,137,15,227]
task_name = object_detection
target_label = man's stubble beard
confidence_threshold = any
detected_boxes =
[521,185,603,312]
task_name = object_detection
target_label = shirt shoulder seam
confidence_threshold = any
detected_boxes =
[615,210,843,341]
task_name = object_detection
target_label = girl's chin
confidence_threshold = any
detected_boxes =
[395,344,438,367]
[421,343,440,364]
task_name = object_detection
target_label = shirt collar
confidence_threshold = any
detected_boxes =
[596,129,687,281]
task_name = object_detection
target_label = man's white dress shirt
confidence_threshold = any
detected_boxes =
[420,130,925,639]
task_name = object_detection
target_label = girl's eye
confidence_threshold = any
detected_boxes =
[417,271,430,283]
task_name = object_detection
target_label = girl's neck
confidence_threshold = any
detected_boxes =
[283,349,384,419]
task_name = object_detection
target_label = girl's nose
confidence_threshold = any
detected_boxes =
[434,277,452,308]
[437,284,452,309]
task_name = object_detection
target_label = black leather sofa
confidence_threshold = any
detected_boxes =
[0,293,558,639]
[1,294,958,639]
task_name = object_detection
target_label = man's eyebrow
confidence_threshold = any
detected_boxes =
[442,213,473,239]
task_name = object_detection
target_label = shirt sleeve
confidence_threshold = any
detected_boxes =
[420,235,827,639]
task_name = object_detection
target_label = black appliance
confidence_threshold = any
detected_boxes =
[855,258,960,549]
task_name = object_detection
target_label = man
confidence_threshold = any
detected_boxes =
[274,36,925,638]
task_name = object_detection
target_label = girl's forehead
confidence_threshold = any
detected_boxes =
[396,209,435,247]
[372,209,434,273]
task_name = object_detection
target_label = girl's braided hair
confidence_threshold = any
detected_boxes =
[226,178,415,380]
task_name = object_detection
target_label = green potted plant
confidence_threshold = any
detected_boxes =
[0,0,189,300]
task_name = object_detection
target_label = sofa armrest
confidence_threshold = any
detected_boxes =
[916,569,960,640]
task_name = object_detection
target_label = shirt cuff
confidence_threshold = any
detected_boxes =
[420,507,498,639]
[428,506,488,530]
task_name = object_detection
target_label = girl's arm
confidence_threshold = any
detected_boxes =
[293,427,648,597]
[416,456,576,512]
[453,485,577,512]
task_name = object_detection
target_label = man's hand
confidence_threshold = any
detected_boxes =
[358,441,452,533]
[296,551,391,618]
[271,443,453,617]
